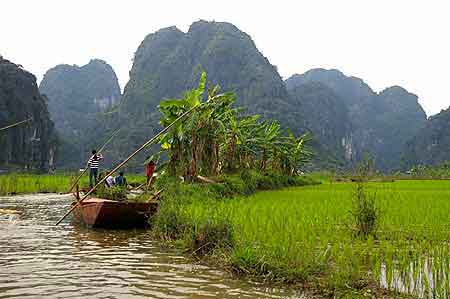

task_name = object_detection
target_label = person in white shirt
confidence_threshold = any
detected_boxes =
[105,173,115,188]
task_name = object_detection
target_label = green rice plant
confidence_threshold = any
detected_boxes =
[151,178,450,297]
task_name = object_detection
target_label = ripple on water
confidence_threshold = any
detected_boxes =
[0,194,306,299]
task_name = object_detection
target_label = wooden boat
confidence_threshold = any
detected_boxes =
[71,197,158,229]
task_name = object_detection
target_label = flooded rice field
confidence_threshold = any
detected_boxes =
[0,194,305,298]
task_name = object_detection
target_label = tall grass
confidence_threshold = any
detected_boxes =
[153,178,450,297]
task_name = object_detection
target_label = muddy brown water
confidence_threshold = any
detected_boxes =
[0,194,306,298]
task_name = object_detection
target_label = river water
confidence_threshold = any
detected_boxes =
[0,194,305,299]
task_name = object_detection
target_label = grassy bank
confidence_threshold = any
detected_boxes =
[151,175,450,297]
[0,173,146,195]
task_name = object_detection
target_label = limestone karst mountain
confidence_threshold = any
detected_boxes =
[37,22,430,171]
[39,59,121,168]
[0,57,56,171]
[286,69,427,170]
[105,20,298,167]
[286,81,352,167]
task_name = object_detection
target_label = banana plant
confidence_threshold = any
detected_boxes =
[157,72,206,177]
[257,120,282,171]
[277,131,312,175]
[222,112,261,171]
[157,71,313,179]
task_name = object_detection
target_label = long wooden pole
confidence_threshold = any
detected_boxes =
[55,104,201,225]
[0,118,32,132]
[67,128,121,193]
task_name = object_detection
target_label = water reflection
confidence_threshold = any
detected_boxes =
[0,194,305,298]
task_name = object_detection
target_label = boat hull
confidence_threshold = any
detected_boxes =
[72,198,158,229]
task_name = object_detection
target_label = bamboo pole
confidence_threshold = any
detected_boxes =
[0,118,32,132]
[132,182,147,191]
[55,104,201,226]
[67,128,120,193]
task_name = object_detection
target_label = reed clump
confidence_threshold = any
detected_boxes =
[350,182,379,238]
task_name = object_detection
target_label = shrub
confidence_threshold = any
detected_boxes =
[185,217,234,256]
[95,186,127,201]
[350,182,379,238]
[152,199,190,239]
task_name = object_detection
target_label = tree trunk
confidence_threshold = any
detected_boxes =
[189,132,198,181]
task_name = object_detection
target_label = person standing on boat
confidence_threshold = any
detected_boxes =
[88,150,103,188]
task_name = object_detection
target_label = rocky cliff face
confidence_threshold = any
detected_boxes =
[403,107,450,167]
[0,57,56,171]
[39,59,121,168]
[286,69,427,170]
[287,82,352,166]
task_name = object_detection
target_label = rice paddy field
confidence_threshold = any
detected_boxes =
[170,179,450,297]
[0,173,147,195]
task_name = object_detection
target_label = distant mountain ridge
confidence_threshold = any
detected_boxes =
[0,57,56,171]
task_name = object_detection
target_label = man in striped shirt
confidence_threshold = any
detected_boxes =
[88,150,103,188]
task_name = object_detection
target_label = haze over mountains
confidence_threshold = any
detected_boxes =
[2,20,448,171]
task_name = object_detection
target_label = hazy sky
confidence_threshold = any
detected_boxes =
[1,0,449,116]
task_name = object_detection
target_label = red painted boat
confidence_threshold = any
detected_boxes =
[71,197,158,229]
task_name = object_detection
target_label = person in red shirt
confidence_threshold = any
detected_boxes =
[145,159,156,186]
